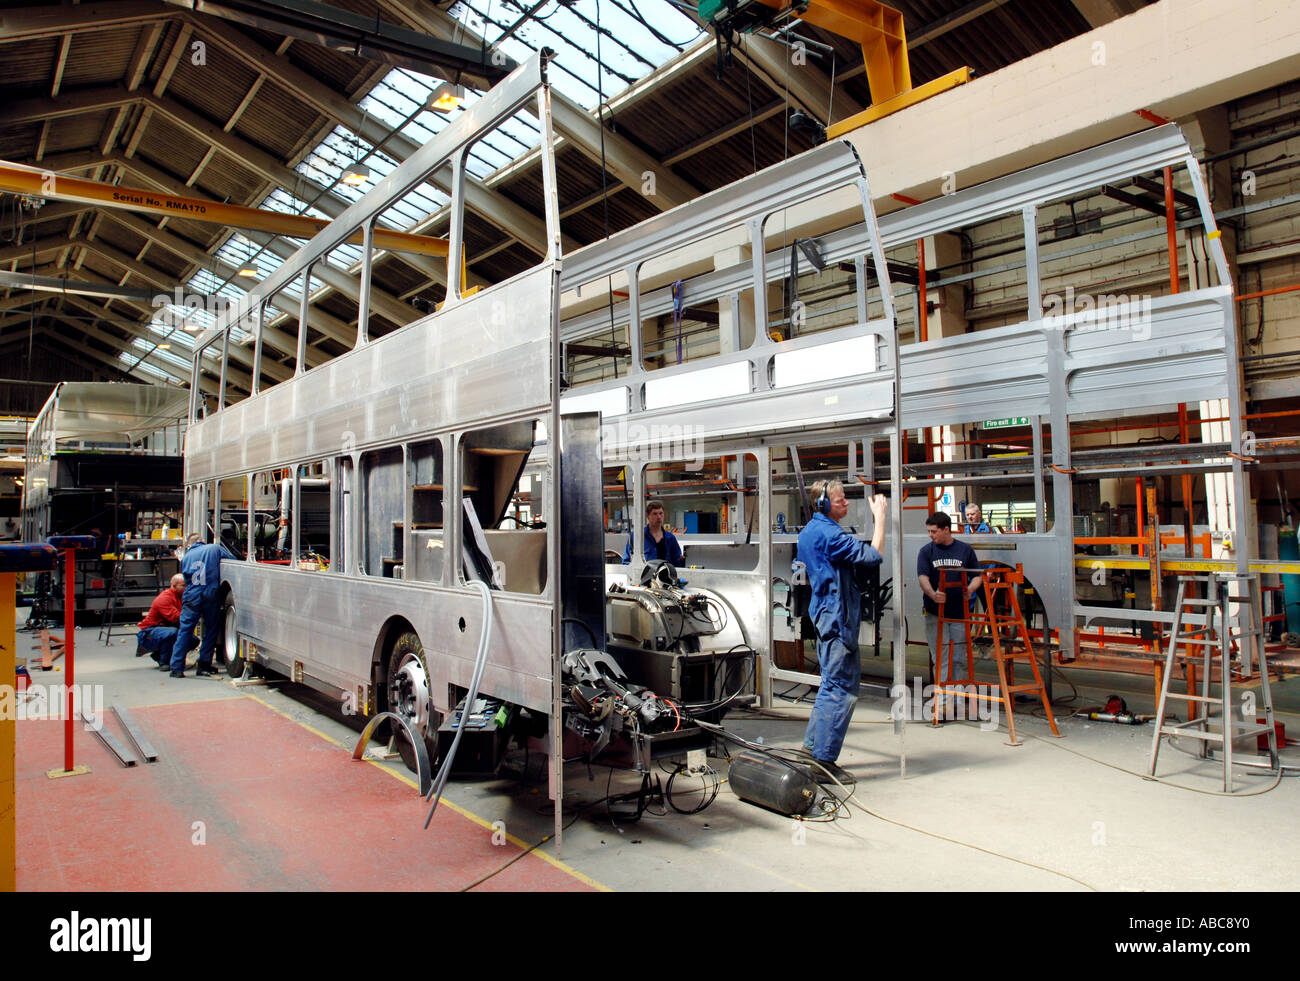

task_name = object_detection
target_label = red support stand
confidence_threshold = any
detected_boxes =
[44,535,98,780]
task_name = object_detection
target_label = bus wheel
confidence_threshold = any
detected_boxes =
[221,594,244,678]
[386,631,438,772]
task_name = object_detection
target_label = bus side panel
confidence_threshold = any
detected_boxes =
[186,265,555,484]
[223,562,552,714]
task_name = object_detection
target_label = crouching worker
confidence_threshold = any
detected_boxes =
[136,573,197,668]
[796,480,889,785]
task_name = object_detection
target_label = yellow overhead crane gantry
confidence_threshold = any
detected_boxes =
[0,161,451,258]
[700,0,972,135]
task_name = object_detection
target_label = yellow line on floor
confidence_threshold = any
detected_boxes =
[237,690,609,892]
[705,846,817,891]
[124,694,247,710]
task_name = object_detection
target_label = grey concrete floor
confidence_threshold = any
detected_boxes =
[18,617,1300,892]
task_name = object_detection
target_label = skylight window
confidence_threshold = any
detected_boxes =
[177,0,705,353]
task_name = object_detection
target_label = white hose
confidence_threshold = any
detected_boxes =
[424,577,494,827]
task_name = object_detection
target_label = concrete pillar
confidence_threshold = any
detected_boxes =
[923,233,968,341]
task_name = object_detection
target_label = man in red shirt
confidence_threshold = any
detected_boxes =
[136,573,196,668]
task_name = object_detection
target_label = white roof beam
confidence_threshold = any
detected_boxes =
[547,98,696,210]
[152,21,193,99]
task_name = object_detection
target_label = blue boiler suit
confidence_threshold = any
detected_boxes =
[796,512,883,762]
[170,542,236,672]
[622,525,684,565]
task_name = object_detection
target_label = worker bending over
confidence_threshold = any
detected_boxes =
[169,534,237,678]
[136,573,197,668]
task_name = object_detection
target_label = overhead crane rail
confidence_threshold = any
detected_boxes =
[0,161,452,258]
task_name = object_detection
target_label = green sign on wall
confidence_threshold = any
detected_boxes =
[983,417,1030,430]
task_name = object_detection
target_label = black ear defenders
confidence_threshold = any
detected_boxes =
[815,489,830,515]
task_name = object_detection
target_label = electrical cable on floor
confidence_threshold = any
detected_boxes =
[1018,725,1291,797]
[773,682,811,701]
[826,772,1102,891]
[696,717,1154,887]
[458,808,584,892]
[461,752,715,891]
[665,763,722,814]
[423,578,494,827]
[715,711,1104,887]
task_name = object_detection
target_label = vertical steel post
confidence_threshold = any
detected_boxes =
[63,546,74,773]
[532,72,566,857]
[296,264,311,375]
[0,570,12,891]
[251,303,265,395]
[356,220,375,347]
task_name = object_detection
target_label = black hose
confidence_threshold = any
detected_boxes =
[561,616,599,649]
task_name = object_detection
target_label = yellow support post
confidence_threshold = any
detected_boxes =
[748,0,972,126]
[1,571,13,893]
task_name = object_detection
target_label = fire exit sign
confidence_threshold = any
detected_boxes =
[983,417,1030,429]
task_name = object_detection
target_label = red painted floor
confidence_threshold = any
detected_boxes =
[16,696,595,892]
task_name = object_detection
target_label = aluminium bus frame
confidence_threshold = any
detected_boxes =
[184,55,570,843]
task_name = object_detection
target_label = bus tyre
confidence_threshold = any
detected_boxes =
[221,594,244,678]
[386,631,438,773]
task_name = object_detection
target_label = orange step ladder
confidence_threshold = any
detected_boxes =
[934,565,1061,746]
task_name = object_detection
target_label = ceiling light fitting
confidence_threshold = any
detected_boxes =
[341,161,372,186]
[429,82,466,113]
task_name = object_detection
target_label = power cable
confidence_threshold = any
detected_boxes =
[827,773,1102,891]
[1018,724,1290,798]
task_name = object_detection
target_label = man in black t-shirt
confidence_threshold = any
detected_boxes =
[916,512,983,707]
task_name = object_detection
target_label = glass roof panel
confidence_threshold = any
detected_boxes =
[180,0,704,341]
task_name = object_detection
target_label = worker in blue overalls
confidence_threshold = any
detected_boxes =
[962,502,993,534]
[168,533,238,678]
[796,480,889,785]
[622,498,684,566]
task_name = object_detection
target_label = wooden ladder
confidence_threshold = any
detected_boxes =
[935,565,1061,746]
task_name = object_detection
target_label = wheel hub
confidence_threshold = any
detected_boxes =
[223,604,239,663]
[389,653,432,736]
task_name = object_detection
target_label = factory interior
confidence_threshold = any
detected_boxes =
[1,0,1298,930]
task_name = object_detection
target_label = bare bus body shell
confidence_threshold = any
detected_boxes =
[185,44,1263,828]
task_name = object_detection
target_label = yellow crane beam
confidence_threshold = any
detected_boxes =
[741,0,972,137]
[0,161,450,258]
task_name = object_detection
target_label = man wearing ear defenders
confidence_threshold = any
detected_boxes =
[797,479,889,785]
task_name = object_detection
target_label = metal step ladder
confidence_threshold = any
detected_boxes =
[1148,573,1279,791]
[98,558,127,642]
